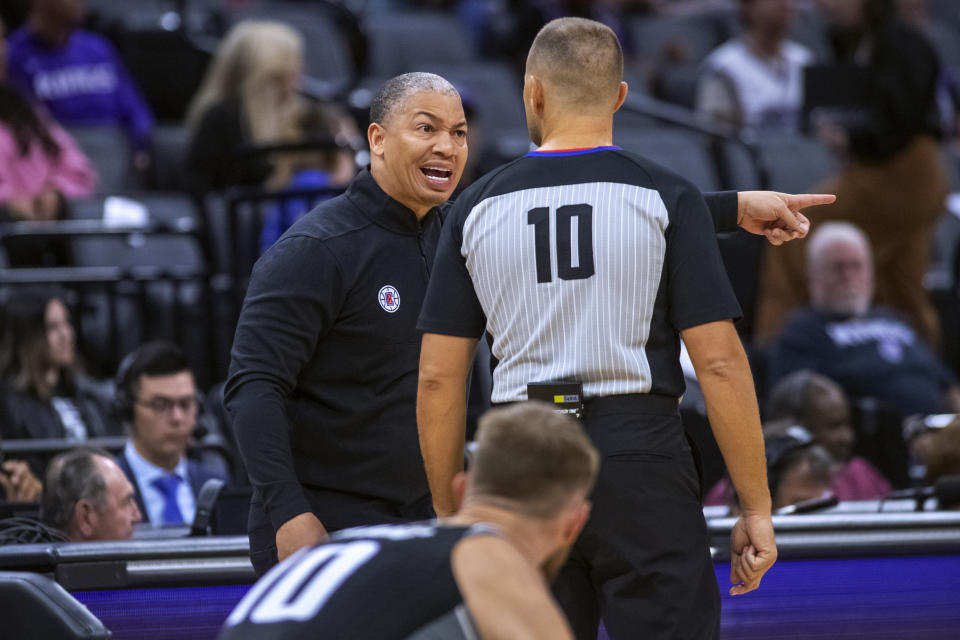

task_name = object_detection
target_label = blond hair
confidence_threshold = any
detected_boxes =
[468,402,600,518]
[186,21,304,144]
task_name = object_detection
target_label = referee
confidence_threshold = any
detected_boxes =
[417,18,778,640]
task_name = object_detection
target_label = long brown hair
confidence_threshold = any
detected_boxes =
[0,289,74,398]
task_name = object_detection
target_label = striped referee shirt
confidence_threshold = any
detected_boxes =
[418,146,741,403]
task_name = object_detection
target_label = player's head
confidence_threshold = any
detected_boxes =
[367,72,468,217]
[807,221,874,317]
[460,402,599,576]
[523,17,627,145]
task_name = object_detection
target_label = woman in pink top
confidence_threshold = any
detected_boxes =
[0,15,96,221]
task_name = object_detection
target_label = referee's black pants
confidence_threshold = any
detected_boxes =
[552,394,720,640]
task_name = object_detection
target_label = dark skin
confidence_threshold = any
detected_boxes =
[805,385,856,462]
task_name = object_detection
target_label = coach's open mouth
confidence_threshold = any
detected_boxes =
[421,166,453,184]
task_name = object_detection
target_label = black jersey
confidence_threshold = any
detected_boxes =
[219,522,495,640]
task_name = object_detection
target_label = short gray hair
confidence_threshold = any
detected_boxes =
[806,221,870,268]
[369,72,460,125]
[40,447,111,531]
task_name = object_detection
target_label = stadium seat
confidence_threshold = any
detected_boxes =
[150,124,191,193]
[0,572,110,639]
[363,11,477,79]
[614,127,721,192]
[67,126,138,194]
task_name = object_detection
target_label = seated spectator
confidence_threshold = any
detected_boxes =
[695,0,814,131]
[4,0,154,168]
[705,424,835,514]
[0,289,118,444]
[767,370,892,500]
[185,21,306,196]
[1,14,96,224]
[922,416,960,487]
[770,222,960,418]
[754,0,947,344]
[40,446,141,542]
[0,456,42,502]
[259,101,357,253]
[113,342,226,527]
[706,370,892,506]
[765,432,835,511]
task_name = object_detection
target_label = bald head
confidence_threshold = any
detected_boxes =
[525,17,624,111]
[369,72,460,126]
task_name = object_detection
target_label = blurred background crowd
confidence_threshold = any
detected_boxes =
[1,0,960,542]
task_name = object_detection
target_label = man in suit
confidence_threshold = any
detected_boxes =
[114,341,224,526]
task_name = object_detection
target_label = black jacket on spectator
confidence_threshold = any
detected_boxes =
[0,375,118,441]
[185,99,273,195]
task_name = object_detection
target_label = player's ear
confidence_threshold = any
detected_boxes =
[368,122,386,157]
[561,500,591,545]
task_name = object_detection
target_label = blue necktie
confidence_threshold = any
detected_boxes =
[151,474,185,525]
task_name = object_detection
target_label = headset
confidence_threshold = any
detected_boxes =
[112,345,211,439]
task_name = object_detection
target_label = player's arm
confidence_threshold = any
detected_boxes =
[682,320,776,594]
[418,334,477,517]
[452,535,574,640]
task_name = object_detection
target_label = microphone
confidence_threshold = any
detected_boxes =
[774,494,839,515]
[190,478,225,537]
[883,475,960,511]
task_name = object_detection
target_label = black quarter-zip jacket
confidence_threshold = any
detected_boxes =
[225,169,441,531]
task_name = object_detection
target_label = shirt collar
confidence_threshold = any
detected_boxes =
[346,168,441,235]
[124,441,189,486]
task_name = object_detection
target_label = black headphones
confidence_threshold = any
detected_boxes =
[112,345,209,439]
[113,351,138,424]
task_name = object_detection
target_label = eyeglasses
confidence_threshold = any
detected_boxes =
[136,395,199,415]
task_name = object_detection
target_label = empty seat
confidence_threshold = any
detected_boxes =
[68,193,206,270]
[363,11,477,78]
[614,127,721,192]
[67,126,136,194]
[150,123,191,192]
[752,134,839,193]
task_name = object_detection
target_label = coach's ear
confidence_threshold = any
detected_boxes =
[368,121,386,158]
[451,471,468,513]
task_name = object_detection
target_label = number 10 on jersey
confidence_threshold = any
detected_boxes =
[527,204,595,283]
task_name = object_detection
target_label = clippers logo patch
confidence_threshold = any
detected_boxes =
[378,285,401,313]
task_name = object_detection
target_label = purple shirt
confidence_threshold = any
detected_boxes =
[6,27,153,149]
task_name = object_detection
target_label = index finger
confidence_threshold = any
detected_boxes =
[787,193,836,210]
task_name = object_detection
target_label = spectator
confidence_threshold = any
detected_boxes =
[767,370,892,500]
[770,222,960,418]
[185,21,306,195]
[755,0,949,344]
[695,0,815,131]
[5,0,154,169]
[922,417,960,487]
[764,431,836,511]
[0,455,42,502]
[0,289,118,444]
[1,14,96,225]
[259,101,357,253]
[40,446,141,542]
[113,342,226,527]
[715,426,836,514]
